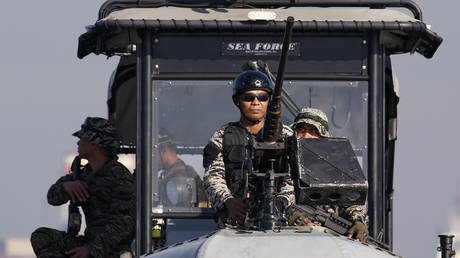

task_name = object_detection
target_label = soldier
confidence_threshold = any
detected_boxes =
[30,117,135,258]
[202,71,294,225]
[157,129,207,207]
[290,107,330,139]
[290,107,369,242]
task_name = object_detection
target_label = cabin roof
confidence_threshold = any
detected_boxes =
[78,7,442,59]
[102,7,418,22]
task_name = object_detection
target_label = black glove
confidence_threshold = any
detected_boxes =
[347,221,368,243]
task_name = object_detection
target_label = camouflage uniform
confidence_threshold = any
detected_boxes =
[203,121,295,213]
[30,117,136,258]
[159,158,207,207]
[291,108,368,225]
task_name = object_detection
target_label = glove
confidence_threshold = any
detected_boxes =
[225,197,248,223]
[288,211,311,226]
[347,221,368,243]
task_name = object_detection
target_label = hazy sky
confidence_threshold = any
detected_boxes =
[0,1,458,257]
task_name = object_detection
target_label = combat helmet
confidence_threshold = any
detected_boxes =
[232,71,273,105]
[72,117,120,148]
[291,108,330,137]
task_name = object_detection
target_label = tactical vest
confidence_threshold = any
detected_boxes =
[222,122,252,199]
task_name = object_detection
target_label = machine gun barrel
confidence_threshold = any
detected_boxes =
[263,16,295,143]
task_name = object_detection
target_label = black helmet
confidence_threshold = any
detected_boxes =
[232,71,273,105]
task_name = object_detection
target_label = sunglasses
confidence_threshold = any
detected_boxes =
[239,93,270,102]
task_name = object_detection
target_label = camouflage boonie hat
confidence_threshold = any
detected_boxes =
[291,108,330,137]
[72,117,120,148]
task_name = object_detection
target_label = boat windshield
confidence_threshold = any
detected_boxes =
[152,79,368,211]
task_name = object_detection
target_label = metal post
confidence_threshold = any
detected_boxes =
[368,32,385,241]
[438,235,456,258]
[384,56,395,250]
[136,29,152,255]
[378,45,386,246]
[386,191,393,249]
[386,142,394,250]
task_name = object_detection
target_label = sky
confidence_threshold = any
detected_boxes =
[0,1,458,258]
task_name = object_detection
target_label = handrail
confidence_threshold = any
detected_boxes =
[152,208,216,219]
[98,0,422,20]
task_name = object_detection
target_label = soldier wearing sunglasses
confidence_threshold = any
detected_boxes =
[202,71,294,226]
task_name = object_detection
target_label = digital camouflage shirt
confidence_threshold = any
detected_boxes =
[203,122,295,211]
[47,157,136,257]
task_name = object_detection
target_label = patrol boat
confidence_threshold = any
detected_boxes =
[77,0,443,257]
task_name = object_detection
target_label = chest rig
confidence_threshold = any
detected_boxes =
[222,122,253,200]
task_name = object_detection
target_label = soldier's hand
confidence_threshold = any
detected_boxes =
[63,181,89,202]
[225,197,248,222]
[347,221,368,243]
[66,246,89,258]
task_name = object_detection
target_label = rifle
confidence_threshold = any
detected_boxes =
[289,204,389,249]
[288,204,352,235]
[67,156,82,236]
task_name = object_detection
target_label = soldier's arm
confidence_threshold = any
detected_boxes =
[202,129,233,211]
[47,174,74,206]
[85,166,136,257]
